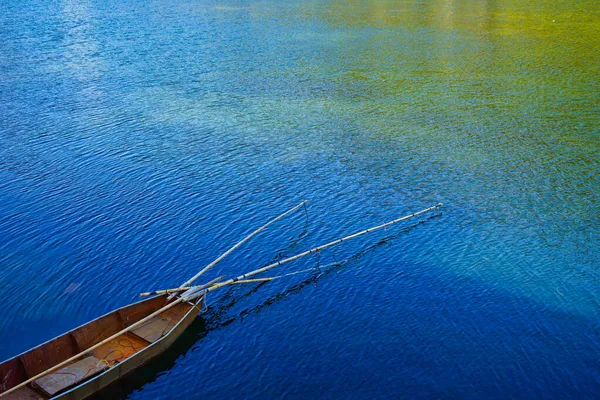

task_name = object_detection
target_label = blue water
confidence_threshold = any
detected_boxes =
[1,0,599,398]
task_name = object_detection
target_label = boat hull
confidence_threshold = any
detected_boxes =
[0,295,201,400]
[57,300,199,400]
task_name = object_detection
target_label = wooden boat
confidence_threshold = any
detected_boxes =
[0,295,201,399]
[0,202,440,399]
[0,201,313,400]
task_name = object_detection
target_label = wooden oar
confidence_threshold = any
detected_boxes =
[166,200,307,299]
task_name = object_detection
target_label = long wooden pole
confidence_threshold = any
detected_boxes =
[206,203,442,293]
[145,265,328,295]
[0,295,195,397]
[167,200,307,299]
[140,275,224,297]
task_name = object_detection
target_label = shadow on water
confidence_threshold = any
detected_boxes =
[207,213,440,328]
[90,215,439,399]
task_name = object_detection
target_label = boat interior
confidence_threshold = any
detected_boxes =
[0,295,194,399]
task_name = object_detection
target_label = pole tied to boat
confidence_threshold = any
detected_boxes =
[202,202,443,293]
[142,203,442,298]
[165,200,308,300]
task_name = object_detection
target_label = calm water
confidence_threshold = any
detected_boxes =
[1,0,599,398]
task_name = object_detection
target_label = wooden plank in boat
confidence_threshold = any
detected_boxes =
[90,334,150,365]
[130,302,191,343]
[132,316,174,343]
[33,356,107,397]
[160,302,194,325]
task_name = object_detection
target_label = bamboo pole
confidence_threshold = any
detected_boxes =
[140,276,273,296]
[145,204,442,296]
[167,200,307,299]
[140,275,224,297]
[201,266,327,288]
[0,294,199,398]
[231,278,274,284]
[205,203,442,293]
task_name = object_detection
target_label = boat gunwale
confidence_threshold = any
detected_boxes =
[0,295,168,367]
[56,298,199,399]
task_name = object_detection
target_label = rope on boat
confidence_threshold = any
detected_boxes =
[193,293,208,314]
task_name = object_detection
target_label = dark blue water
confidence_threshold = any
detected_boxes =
[1,0,599,398]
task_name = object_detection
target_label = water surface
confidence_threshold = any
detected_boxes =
[0,0,598,398]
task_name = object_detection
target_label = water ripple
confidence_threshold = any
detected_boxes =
[1,0,599,398]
